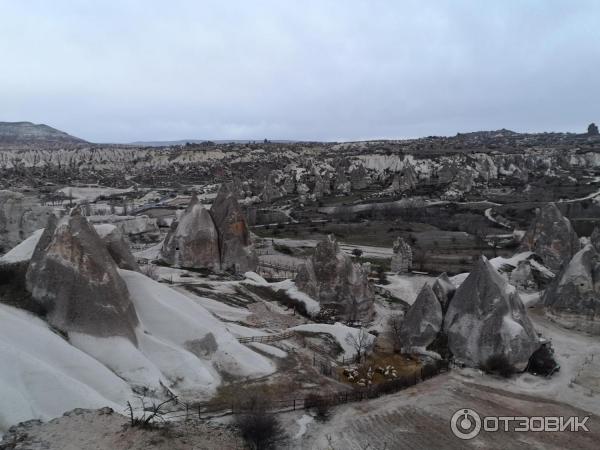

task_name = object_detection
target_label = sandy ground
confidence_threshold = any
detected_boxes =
[6,370,596,450]
[0,408,244,450]
[282,371,598,450]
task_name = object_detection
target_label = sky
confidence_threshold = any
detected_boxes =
[1,0,599,143]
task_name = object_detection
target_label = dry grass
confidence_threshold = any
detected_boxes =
[204,379,304,410]
[337,352,422,386]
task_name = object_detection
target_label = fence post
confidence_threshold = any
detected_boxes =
[198,405,201,420]
[293,399,296,411]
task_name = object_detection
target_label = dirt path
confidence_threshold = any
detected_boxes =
[293,372,598,449]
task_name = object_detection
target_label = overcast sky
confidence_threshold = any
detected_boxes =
[1,0,598,142]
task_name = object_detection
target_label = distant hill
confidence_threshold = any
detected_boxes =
[128,139,297,147]
[0,121,87,145]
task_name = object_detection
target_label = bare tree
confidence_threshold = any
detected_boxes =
[345,328,371,363]
[387,313,403,352]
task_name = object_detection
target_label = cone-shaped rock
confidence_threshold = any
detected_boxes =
[431,272,456,313]
[295,235,374,320]
[26,213,139,343]
[444,256,539,370]
[96,225,140,271]
[210,183,257,272]
[399,284,443,350]
[520,203,580,272]
[543,244,600,335]
[160,194,221,270]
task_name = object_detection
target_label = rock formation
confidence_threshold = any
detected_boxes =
[588,123,599,136]
[390,237,412,273]
[590,227,600,252]
[313,173,326,199]
[519,203,580,272]
[431,272,455,313]
[260,171,286,203]
[95,225,140,271]
[349,164,369,190]
[543,244,600,335]
[295,235,374,321]
[0,190,55,254]
[210,183,257,272]
[25,212,139,343]
[399,284,443,350]
[392,164,418,193]
[444,256,540,370]
[333,164,351,194]
[160,194,221,270]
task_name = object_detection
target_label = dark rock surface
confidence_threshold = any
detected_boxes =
[295,235,374,320]
[26,212,139,343]
[444,256,540,370]
[519,203,581,272]
[399,284,443,350]
[160,194,221,270]
[544,244,600,335]
[210,183,257,272]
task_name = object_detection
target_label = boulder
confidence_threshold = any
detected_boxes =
[519,203,580,272]
[160,194,220,270]
[444,256,539,370]
[210,183,257,272]
[543,244,600,335]
[0,190,55,254]
[399,284,443,350]
[390,237,412,273]
[25,212,139,343]
[295,235,374,321]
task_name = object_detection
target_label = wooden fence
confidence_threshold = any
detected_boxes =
[237,330,297,344]
[129,360,449,422]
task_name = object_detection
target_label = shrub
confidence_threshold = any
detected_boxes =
[273,243,294,255]
[126,396,177,430]
[304,393,332,422]
[527,343,560,377]
[351,248,363,258]
[481,354,514,378]
[140,264,160,281]
[235,397,286,450]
